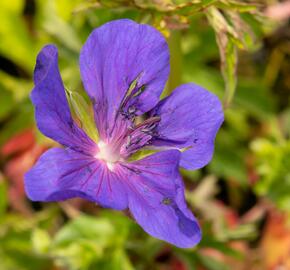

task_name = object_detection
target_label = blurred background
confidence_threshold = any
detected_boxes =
[0,0,289,269]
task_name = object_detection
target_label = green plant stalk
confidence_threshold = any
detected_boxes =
[166,30,182,96]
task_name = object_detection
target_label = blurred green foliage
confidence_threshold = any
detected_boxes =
[252,137,290,211]
[0,0,289,269]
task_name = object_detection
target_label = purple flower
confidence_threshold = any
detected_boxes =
[25,19,223,248]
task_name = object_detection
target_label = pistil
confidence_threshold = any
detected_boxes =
[95,141,120,171]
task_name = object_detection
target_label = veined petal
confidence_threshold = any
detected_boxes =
[25,148,200,247]
[119,150,201,248]
[24,148,128,210]
[79,19,169,139]
[150,83,224,170]
[31,45,96,154]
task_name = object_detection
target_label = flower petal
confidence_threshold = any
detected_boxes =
[79,19,169,139]
[119,150,201,248]
[31,45,96,154]
[151,83,224,170]
[24,148,128,210]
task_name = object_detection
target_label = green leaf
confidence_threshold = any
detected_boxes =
[53,241,104,270]
[222,224,257,241]
[0,213,54,270]
[91,248,134,270]
[32,228,51,254]
[216,0,257,12]
[53,215,115,247]
[200,238,243,259]
[197,253,229,270]
[51,214,131,269]
[251,139,290,211]
[100,210,134,246]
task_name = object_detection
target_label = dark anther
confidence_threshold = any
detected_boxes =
[128,106,136,115]
[162,197,172,205]
[120,105,136,120]
[132,84,146,98]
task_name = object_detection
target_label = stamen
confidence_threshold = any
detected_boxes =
[162,197,172,205]
[118,72,146,119]
[119,116,160,158]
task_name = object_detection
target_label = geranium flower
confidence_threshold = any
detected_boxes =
[25,19,223,248]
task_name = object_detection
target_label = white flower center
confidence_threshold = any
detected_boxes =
[95,141,120,171]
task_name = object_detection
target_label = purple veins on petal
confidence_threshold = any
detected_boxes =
[119,150,201,248]
[80,162,101,190]
[25,148,128,210]
[31,44,97,155]
[80,19,169,139]
[25,19,225,248]
[120,116,160,158]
